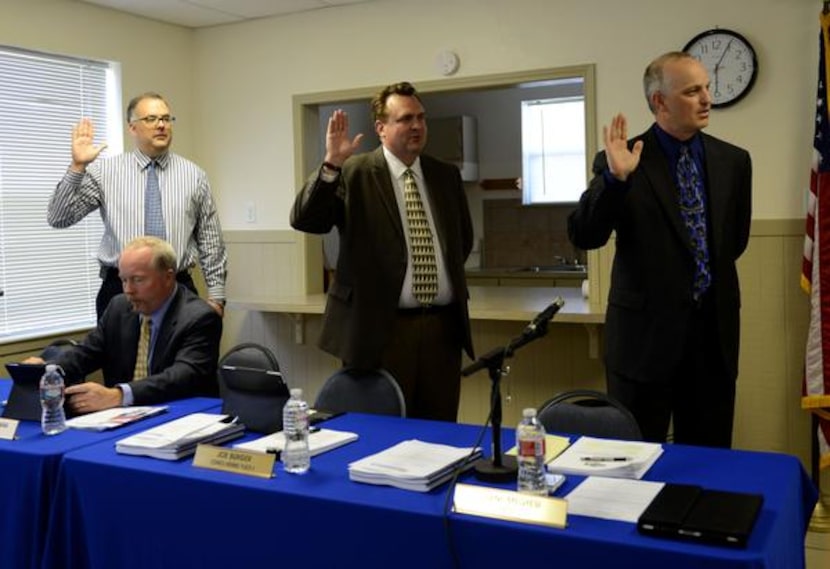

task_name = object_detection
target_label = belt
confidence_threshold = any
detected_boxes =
[100,266,191,280]
[397,303,454,316]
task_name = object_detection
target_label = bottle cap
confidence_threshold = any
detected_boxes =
[522,408,537,418]
[45,363,58,373]
[290,388,303,398]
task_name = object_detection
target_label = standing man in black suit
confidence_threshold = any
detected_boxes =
[568,52,752,448]
[291,82,474,422]
[29,236,222,414]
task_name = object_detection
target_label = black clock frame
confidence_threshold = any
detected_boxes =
[683,28,758,108]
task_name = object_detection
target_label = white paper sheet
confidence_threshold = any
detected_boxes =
[565,476,665,523]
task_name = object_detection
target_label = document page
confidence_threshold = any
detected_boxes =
[546,436,664,479]
[348,439,482,491]
[66,406,168,431]
[235,429,358,456]
[116,413,233,449]
[506,434,571,463]
[566,476,666,523]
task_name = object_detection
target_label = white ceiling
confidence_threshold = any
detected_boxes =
[77,0,379,28]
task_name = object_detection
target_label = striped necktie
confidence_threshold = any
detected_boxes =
[402,169,438,305]
[677,145,711,300]
[133,316,152,380]
[145,160,166,239]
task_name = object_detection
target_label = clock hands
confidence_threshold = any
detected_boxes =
[712,39,734,98]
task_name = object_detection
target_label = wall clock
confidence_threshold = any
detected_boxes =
[683,28,758,108]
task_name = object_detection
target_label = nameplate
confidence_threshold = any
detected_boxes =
[0,418,20,440]
[452,483,567,528]
[192,444,275,478]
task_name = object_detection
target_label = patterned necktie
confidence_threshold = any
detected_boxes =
[133,316,152,380]
[402,169,438,305]
[677,145,711,300]
[145,160,166,239]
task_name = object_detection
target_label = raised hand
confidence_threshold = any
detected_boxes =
[603,113,643,182]
[70,118,108,172]
[324,109,364,167]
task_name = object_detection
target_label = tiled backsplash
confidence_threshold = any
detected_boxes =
[482,199,584,268]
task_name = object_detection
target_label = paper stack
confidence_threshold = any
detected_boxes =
[234,428,359,456]
[546,436,663,479]
[66,406,168,431]
[348,439,482,492]
[115,413,244,460]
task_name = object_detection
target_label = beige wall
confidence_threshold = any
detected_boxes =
[0,0,196,157]
[191,0,815,228]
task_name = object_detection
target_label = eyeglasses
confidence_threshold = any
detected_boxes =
[131,115,176,126]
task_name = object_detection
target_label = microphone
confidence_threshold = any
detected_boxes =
[522,297,565,337]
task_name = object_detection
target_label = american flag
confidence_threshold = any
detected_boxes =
[803,10,830,470]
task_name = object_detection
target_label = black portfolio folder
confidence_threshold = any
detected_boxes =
[638,484,763,548]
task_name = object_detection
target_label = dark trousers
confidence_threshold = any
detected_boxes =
[97,266,197,320]
[378,305,463,422]
[607,294,736,448]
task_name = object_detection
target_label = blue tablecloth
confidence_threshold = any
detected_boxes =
[0,379,221,569]
[43,412,816,569]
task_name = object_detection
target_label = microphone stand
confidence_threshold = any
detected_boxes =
[461,297,564,483]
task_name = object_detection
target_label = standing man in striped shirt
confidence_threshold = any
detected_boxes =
[48,92,227,319]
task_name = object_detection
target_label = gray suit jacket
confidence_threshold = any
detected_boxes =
[568,127,752,383]
[291,147,474,368]
[56,285,222,404]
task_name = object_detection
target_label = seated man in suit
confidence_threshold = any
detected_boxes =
[27,236,222,414]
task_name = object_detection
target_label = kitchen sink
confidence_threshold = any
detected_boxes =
[514,264,586,273]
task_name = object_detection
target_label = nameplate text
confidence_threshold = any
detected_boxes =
[453,483,567,528]
[0,418,20,440]
[193,444,275,478]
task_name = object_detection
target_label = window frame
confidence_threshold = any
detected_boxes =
[521,87,588,205]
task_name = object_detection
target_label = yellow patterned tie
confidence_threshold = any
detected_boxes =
[403,169,438,305]
[133,316,151,380]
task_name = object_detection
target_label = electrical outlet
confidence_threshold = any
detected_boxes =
[244,201,256,223]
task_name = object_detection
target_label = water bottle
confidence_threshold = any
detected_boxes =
[516,407,547,495]
[282,388,310,474]
[40,364,67,435]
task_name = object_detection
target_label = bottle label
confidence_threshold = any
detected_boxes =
[41,386,64,402]
[518,438,545,457]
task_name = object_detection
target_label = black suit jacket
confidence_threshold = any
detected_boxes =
[56,285,222,404]
[568,127,752,383]
[291,147,474,368]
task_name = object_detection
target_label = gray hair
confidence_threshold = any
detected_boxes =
[123,236,177,272]
[642,51,698,112]
[126,92,168,123]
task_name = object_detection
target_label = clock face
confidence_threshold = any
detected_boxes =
[683,29,758,108]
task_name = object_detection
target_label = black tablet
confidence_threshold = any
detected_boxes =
[3,363,46,421]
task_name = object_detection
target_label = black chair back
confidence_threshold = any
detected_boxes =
[314,368,406,417]
[537,389,642,441]
[218,342,280,371]
[218,343,287,433]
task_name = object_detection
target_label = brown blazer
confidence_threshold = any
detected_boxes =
[291,147,474,368]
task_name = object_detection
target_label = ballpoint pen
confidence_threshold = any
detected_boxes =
[579,456,630,462]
